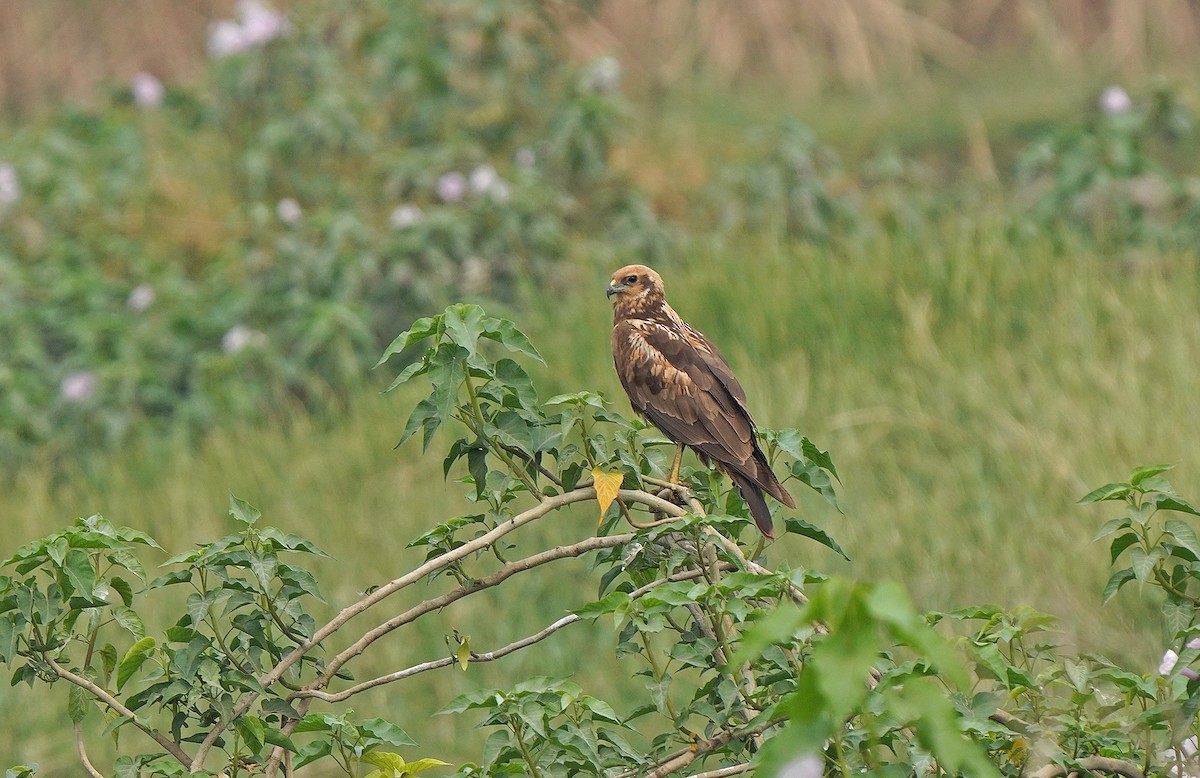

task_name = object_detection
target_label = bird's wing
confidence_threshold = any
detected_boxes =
[613,320,757,469]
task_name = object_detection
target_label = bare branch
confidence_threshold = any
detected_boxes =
[46,656,192,769]
[307,533,636,689]
[298,614,584,703]
[74,722,104,778]
[1027,756,1146,778]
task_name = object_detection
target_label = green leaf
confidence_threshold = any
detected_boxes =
[263,726,299,753]
[481,317,544,363]
[782,519,850,560]
[1156,495,1200,517]
[229,495,261,526]
[383,358,429,393]
[114,606,146,641]
[376,316,438,368]
[443,304,487,355]
[236,715,266,755]
[1165,519,1200,559]
[1091,517,1130,542]
[397,397,439,449]
[1102,568,1135,603]
[801,436,839,480]
[109,576,135,606]
[359,718,417,747]
[62,548,96,600]
[1109,532,1139,563]
[1131,464,1175,486]
[68,683,90,723]
[117,637,156,690]
[1078,482,1132,503]
[1130,546,1163,583]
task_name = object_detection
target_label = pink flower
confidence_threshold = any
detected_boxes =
[208,19,250,58]
[238,0,290,46]
[436,172,468,203]
[130,72,164,108]
[1099,85,1132,116]
[61,371,97,403]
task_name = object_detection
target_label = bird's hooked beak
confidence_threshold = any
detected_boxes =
[605,282,621,299]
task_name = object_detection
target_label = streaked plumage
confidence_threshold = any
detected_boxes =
[607,264,794,537]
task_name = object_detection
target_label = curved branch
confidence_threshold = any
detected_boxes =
[298,614,584,703]
[46,657,192,769]
[74,722,104,778]
[1027,756,1145,778]
[304,533,636,693]
[689,766,751,778]
[297,564,725,704]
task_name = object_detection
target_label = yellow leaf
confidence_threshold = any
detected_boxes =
[456,635,471,671]
[592,468,624,525]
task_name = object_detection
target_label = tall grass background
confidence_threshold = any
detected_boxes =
[5,0,1200,771]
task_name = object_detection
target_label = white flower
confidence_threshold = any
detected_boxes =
[276,197,302,225]
[436,172,468,203]
[0,162,20,205]
[588,55,621,94]
[222,325,266,354]
[61,371,97,403]
[514,147,535,168]
[238,0,289,46]
[470,165,498,194]
[1188,637,1200,651]
[388,204,423,230]
[1099,85,1132,116]
[208,19,250,58]
[130,72,164,108]
[779,754,824,778]
[469,165,511,202]
[1161,649,1180,675]
[127,284,155,312]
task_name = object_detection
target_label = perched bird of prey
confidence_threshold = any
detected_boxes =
[607,264,795,537]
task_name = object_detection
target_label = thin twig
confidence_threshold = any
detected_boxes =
[297,615,584,703]
[47,656,192,768]
[74,722,104,778]
[689,765,751,778]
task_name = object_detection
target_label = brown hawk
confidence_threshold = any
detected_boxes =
[607,264,794,537]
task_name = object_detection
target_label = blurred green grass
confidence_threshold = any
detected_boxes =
[6,211,1198,768]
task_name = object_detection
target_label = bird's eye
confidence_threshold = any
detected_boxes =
[624,274,638,284]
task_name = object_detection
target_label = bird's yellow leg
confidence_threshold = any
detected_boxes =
[668,443,684,485]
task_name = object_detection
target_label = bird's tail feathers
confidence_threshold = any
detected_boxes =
[755,457,795,509]
[731,472,776,539]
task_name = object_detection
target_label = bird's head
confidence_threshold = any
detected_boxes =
[606,265,664,309]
